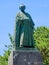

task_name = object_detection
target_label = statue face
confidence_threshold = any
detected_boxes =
[19,4,26,12]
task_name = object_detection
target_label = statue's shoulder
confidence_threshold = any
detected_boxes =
[16,12,22,20]
[16,12,24,17]
[16,12,20,17]
[25,12,30,16]
[24,12,32,20]
[16,12,32,20]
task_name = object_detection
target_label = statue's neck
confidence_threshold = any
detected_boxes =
[21,10,25,14]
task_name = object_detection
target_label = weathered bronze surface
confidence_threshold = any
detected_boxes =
[14,4,35,49]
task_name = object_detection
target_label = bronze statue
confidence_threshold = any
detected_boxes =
[14,4,35,49]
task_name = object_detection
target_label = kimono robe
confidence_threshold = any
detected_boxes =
[14,11,35,48]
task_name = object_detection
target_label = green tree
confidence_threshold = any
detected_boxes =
[34,26,49,65]
[0,50,10,65]
[0,56,5,65]
[0,34,12,65]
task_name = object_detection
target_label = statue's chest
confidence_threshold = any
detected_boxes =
[19,13,29,20]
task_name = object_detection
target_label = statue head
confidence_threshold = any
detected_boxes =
[19,4,26,12]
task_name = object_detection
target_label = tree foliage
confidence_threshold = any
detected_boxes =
[34,26,49,65]
[0,50,10,65]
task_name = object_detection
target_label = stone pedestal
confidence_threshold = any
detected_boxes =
[8,49,43,65]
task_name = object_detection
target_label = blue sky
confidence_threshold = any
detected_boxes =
[0,0,49,55]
